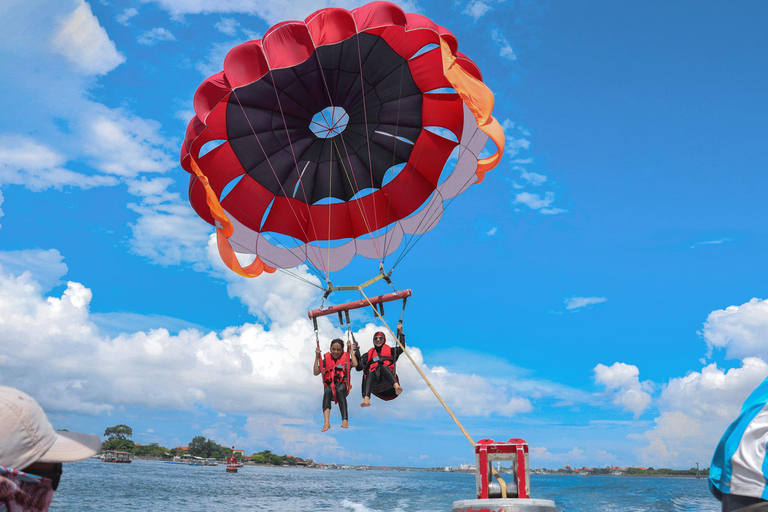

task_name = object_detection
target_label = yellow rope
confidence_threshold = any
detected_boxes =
[358,287,508,496]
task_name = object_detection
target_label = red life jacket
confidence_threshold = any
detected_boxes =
[322,351,351,404]
[366,344,395,374]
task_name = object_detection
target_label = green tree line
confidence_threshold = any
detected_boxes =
[100,424,302,464]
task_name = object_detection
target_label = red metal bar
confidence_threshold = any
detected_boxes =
[308,289,412,319]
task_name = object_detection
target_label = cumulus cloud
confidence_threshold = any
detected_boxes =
[630,358,768,468]
[137,27,177,46]
[0,249,68,292]
[0,134,119,191]
[594,362,652,418]
[82,107,176,178]
[52,1,126,76]
[0,258,541,427]
[147,0,421,27]
[565,296,607,311]
[702,298,768,361]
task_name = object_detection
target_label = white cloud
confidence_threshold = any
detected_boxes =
[116,7,139,26]
[691,238,732,249]
[137,27,177,46]
[0,249,68,292]
[0,189,4,229]
[520,169,546,187]
[52,1,126,76]
[463,0,491,20]
[500,119,531,159]
[0,257,544,428]
[491,29,517,61]
[628,358,768,468]
[702,298,768,361]
[83,107,176,177]
[215,17,240,36]
[486,227,497,236]
[565,296,607,311]
[196,40,240,77]
[147,0,421,27]
[515,191,554,210]
[594,362,652,418]
[0,134,119,191]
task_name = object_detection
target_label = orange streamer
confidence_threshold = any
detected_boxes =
[440,38,505,184]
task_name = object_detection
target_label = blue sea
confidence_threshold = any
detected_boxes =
[51,459,720,511]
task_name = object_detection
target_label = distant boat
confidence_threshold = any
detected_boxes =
[101,451,132,463]
[205,458,218,466]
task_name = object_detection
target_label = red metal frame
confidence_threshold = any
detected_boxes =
[475,438,529,499]
[308,289,412,319]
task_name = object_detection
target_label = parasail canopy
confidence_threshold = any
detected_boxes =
[180,1,504,281]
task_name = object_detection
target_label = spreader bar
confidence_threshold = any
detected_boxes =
[308,289,412,319]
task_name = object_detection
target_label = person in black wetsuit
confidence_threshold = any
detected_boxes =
[314,338,358,432]
[354,321,405,407]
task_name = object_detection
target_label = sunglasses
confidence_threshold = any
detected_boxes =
[373,336,385,340]
[29,463,63,491]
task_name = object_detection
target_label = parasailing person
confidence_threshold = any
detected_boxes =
[355,320,405,407]
[314,338,358,432]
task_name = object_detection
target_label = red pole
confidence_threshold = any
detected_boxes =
[308,289,411,319]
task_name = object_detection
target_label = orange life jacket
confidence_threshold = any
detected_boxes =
[366,344,395,374]
[322,351,351,403]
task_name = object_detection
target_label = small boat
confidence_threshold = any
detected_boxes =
[225,447,239,473]
[101,451,132,463]
[205,458,219,466]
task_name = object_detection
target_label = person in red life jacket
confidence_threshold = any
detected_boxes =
[355,321,405,407]
[313,338,358,432]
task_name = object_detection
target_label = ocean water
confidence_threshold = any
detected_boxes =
[51,459,720,511]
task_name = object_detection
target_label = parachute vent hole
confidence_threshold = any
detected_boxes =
[426,87,458,95]
[410,44,440,60]
[199,139,226,158]
[220,175,245,202]
[310,106,349,139]
[260,198,275,230]
[382,163,406,187]
[425,126,458,143]
[349,187,376,202]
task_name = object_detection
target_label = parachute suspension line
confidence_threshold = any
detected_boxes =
[230,88,330,279]
[326,139,333,273]
[355,32,380,245]
[389,144,481,272]
[391,36,507,273]
[216,143,328,284]
[267,79,332,273]
[357,287,475,448]
[311,44,384,266]
[384,85,445,270]
[330,140,387,271]
[381,56,408,265]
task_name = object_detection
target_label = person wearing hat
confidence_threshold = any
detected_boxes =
[355,320,405,407]
[0,386,101,511]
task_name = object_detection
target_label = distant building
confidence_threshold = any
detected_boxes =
[175,446,189,451]
[232,449,246,456]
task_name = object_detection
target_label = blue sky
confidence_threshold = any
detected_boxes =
[1,0,767,470]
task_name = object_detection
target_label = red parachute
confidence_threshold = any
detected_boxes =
[180,1,504,282]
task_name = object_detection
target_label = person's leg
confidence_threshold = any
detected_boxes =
[361,372,376,407]
[337,383,349,428]
[321,386,333,431]
[380,366,403,395]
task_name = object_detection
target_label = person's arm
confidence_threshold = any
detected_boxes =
[395,320,406,358]
[348,340,359,368]
[352,333,364,371]
[313,347,322,376]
